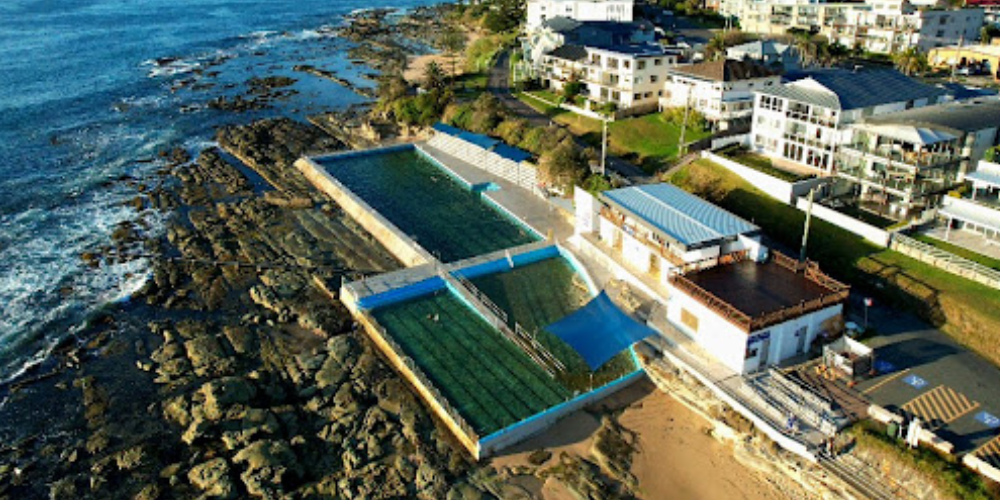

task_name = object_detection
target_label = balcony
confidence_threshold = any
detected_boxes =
[840,143,961,170]
[600,207,686,267]
[785,110,836,128]
[836,165,959,197]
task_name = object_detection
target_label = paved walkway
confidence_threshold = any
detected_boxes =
[418,143,575,241]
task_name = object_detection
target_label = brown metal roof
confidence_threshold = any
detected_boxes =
[670,59,778,82]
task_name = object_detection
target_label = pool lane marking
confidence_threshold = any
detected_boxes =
[862,368,910,395]
[901,385,980,428]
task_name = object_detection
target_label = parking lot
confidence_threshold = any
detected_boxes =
[852,303,1000,464]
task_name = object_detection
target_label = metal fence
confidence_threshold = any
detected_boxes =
[891,233,1000,290]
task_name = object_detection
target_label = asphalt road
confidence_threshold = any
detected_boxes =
[488,51,650,181]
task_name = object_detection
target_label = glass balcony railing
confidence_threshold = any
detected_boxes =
[840,143,960,169]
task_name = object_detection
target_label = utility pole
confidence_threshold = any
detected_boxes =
[800,188,815,262]
[678,83,693,157]
[601,115,608,175]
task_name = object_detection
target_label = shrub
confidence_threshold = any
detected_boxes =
[539,139,587,192]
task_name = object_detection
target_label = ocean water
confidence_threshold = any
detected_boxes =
[0,0,436,383]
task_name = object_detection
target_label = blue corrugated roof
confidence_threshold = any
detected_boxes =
[493,144,532,163]
[433,122,462,136]
[457,131,499,150]
[602,184,759,248]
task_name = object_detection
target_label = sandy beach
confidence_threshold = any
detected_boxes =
[493,379,799,500]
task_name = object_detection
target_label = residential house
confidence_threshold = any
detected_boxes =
[540,42,678,113]
[730,0,984,54]
[526,0,635,30]
[835,97,1000,216]
[524,17,656,67]
[573,183,848,374]
[726,40,801,72]
[663,59,781,130]
[750,68,948,173]
[929,42,1000,80]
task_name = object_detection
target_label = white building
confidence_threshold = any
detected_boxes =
[835,97,1000,216]
[663,59,781,131]
[726,40,801,72]
[573,183,848,374]
[750,68,948,173]
[526,0,635,30]
[523,16,656,67]
[730,0,984,54]
[541,43,678,113]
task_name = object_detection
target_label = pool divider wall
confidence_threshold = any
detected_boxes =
[294,155,436,268]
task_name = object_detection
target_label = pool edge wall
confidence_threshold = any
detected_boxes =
[352,308,484,460]
[295,153,435,268]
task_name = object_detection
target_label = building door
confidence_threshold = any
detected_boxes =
[649,253,661,279]
[757,337,771,369]
[795,326,808,355]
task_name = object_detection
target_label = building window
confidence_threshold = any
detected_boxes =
[745,347,759,359]
[638,60,646,70]
[651,75,659,83]
[634,93,641,100]
[681,309,699,332]
[654,58,663,66]
[624,60,631,70]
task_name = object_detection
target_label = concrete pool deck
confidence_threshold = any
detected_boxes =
[417,143,575,242]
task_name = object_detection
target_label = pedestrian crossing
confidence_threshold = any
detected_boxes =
[901,385,980,429]
[975,435,1000,469]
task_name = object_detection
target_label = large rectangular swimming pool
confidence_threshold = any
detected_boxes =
[318,148,538,262]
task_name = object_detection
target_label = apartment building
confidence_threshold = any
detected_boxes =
[524,16,656,67]
[662,59,781,130]
[726,40,801,72]
[750,68,948,172]
[730,0,984,54]
[540,43,678,113]
[526,0,634,30]
[835,97,1000,216]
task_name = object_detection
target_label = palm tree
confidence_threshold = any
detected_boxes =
[789,29,817,67]
[705,34,727,61]
[893,47,928,76]
[438,27,466,86]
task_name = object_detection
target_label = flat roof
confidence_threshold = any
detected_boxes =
[685,260,833,318]
[864,98,1000,134]
[601,183,759,249]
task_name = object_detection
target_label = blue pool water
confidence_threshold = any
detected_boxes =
[319,148,540,262]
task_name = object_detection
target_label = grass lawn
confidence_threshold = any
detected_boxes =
[607,114,711,171]
[668,159,1000,367]
[835,204,897,229]
[455,72,489,99]
[529,89,562,105]
[913,234,1000,271]
[718,145,808,182]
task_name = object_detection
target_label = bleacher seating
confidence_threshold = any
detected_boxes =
[427,131,542,197]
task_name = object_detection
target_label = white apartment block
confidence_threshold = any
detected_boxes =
[731,0,984,54]
[526,0,634,30]
[750,68,948,173]
[662,59,781,131]
[541,44,678,113]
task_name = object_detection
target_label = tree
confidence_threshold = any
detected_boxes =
[562,78,583,101]
[468,92,506,134]
[422,61,447,91]
[439,27,466,84]
[893,47,928,76]
[539,140,587,192]
[705,34,727,61]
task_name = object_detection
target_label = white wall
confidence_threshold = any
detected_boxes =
[527,0,634,29]
[621,230,652,273]
[743,304,843,372]
[702,151,831,204]
[795,196,892,247]
[665,287,749,374]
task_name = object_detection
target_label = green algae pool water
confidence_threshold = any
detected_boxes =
[318,148,538,262]
[372,290,570,436]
